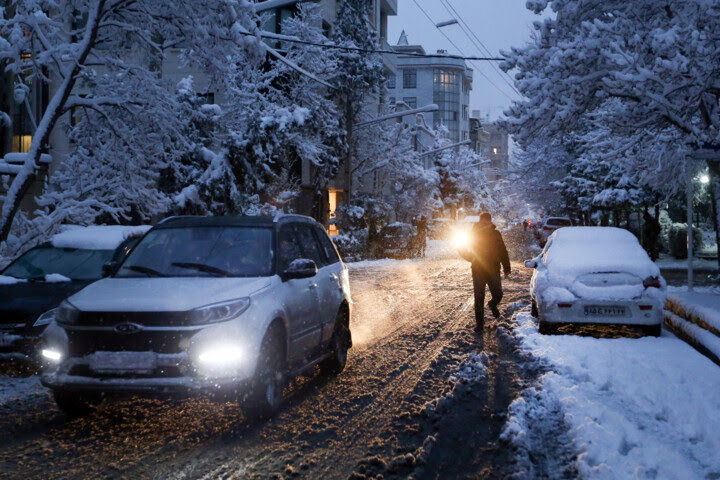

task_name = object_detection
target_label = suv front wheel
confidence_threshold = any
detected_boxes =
[242,329,286,419]
[320,310,351,376]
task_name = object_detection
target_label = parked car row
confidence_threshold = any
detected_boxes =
[2,215,353,418]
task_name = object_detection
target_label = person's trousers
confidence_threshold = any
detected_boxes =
[472,271,503,326]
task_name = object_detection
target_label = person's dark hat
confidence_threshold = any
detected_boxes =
[479,212,492,222]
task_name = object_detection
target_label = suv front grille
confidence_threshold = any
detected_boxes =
[74,311,194,327]
[67,329,197,356]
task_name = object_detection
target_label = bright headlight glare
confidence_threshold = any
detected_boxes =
[453,230,471,249]
[41,348,62,362]
[197,345,246,367]
[191,298,251,325]
[34,308,58,327]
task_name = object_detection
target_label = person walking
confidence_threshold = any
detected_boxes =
[417,216,428,257]
[458,212,511,331]
[642,210,661,261]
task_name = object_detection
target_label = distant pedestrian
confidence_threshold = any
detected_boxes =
[643,210,661,261]
[458,212,511,331]
[417,216,428,257]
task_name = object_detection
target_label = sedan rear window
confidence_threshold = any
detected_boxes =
[546,218,572,227]
[116,227,273,278]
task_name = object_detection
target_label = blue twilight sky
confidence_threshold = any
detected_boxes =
[387,0,544,121]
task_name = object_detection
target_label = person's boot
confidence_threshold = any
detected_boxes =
[489,303,501,319]
[474,319,484,332]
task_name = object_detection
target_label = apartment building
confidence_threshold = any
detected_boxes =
[0,0,399,229]
[470,113,509,182]
[387,31,473,150]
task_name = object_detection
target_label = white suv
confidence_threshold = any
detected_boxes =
[40,215,352,417]
[536,216,572,245]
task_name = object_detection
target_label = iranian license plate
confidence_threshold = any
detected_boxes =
[89,351,157,374]
[584,305,627,317]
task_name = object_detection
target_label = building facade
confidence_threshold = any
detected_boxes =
[388,31,473,149]
[470,114,509,181]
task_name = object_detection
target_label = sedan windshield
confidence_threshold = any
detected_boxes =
[116,227,274,278]
[2,247,114,280]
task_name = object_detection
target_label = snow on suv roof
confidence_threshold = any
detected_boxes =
[51,225,152,250]
[546,227,659,279]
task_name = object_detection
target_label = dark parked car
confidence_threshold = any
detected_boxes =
[374,223,420,259]
[0,225,150,360]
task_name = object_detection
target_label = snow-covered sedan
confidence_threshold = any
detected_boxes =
[525,227,666,335]
[0,225,149,360]
[40,215,352,418]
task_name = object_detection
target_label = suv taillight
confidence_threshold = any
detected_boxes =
[643,276,661,289]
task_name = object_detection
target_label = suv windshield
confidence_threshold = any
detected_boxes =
[116,226,274,278]
[2,247,114,280]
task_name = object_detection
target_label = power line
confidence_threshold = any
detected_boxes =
[409,0,515,101]
[441,0,520,96]
[241,30,504,61]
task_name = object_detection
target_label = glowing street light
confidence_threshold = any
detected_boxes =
[700,174,710,184]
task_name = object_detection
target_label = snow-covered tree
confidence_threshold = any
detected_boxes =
[503,0,720,254]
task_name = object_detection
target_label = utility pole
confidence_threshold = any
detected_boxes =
[685,159,694,292]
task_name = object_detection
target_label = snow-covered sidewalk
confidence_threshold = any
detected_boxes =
[502,310,720,479]
[666,286,720,333]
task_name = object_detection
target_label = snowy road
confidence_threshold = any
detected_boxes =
[0,238,535,480]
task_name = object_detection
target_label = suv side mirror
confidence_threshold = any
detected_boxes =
[102,261,121,277]
[281,259,317,281]
[525,259,538,269]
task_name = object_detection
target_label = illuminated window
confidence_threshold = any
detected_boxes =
[493,147,499,155]
[328,189,344,236]
[12,135,32,153]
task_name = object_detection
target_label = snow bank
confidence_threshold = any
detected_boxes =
[664,311,720,363]
[51,225,151,250]
[0,376,43,407]
[503,310,720,479]
[667,288,720,332]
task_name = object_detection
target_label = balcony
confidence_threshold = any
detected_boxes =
[381,0,398,16]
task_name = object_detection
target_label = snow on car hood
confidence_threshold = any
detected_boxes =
[68,276,274,312]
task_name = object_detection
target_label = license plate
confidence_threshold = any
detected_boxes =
[89,351,157,374]
[583,306,627,317]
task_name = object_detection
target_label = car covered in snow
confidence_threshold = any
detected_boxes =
[374,222,419,258]
[536,216,572,245]
[40,215,352,418]
[0,225,150,360]
[525,227,666,335]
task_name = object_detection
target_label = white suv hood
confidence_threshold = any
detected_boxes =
[68,277,274,312]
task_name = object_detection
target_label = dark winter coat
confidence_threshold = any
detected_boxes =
[460,223,511,276]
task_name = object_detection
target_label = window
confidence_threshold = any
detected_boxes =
[402,97,417,109]
[463,105,468,120]
[295,224,324,266]
[278,226,304,272]
[387,72,396,89]
[433,69,461,141]
[313,226,341,265]
[389,97,396,106]
[403,69,417,89]
[116,227,274,278]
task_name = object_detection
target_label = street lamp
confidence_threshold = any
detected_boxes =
[700,174,710,184]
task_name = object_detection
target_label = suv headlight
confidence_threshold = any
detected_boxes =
[34,308,58,327]
[190,298,250,325]
[55,301,79,325]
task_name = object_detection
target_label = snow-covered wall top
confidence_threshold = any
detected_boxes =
[51,225,152,250]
